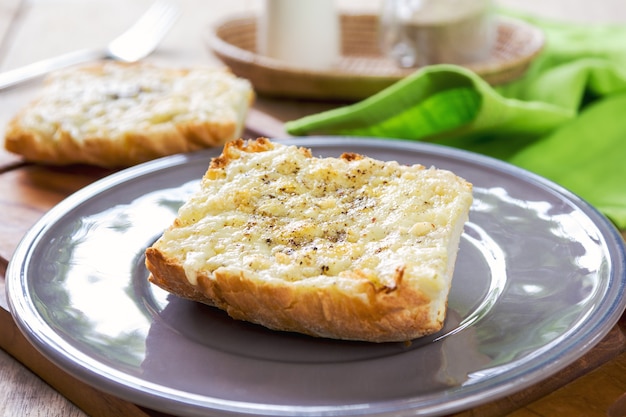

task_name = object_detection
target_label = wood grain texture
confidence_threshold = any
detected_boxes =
[0,0,21,56]
[0,348,86,417]
[0,307,155,417]
[0,1,625,416]
[508,346,626,417]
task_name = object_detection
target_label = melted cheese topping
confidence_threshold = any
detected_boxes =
[20,63,252,141]
[158,141,473,300]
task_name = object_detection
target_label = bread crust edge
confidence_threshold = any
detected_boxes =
[145,138,471,343]
[146,246,444,343]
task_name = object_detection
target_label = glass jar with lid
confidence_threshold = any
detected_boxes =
[380,0,495,68]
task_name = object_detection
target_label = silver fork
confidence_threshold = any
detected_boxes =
[0,0,180,90]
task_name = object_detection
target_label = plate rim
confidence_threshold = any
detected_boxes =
[6,137,626,417]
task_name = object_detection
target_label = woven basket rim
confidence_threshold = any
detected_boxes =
[209,13,543,75]
[205,12,544,99]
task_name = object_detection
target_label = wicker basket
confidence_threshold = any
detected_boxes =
[207,13,544,101]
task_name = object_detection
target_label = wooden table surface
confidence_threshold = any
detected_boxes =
[1,1,626,416]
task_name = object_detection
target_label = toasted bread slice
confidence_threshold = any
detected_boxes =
[145,138,472,342]
[4,62,253,167]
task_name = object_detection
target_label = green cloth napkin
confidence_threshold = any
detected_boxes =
[285,13,626,229]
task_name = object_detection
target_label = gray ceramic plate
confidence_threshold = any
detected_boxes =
[7,138,626,417]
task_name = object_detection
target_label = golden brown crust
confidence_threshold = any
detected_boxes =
[4,62,254,167]
[146,248,437,342]
[4,120,225,167]
[145,138,472,343]
[145,247,213,304]
[207,137,273,168]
